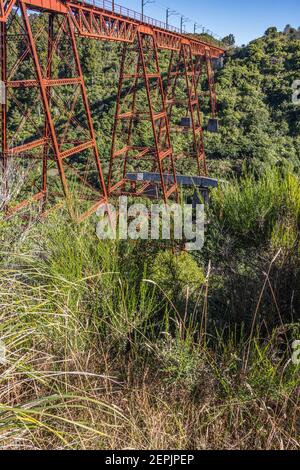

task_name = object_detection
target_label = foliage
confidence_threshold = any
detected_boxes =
[0,210,299,449]
[150,250,205,300]
[208,29,300,174]
[211,166,300,243]
[222,34,236,46]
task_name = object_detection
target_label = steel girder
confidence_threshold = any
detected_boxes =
[67,2,137,43]
[1,3,107,219]
[107,32,178,202]
[1,0,224,220]
[163,43,207,176]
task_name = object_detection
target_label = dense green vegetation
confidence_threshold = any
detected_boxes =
[77,28,300,176]
[208,28,300,171]
[0,22,299,449]
[0,167,299,449]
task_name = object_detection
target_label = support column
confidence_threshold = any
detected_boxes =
[163,43,207,176]
[20,2,70,203]
[19,3,107,221]
[205,49,217,118]
[41,13,54,204]
[108,32,178,202]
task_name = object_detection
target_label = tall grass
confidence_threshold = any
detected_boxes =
[0,167,299,449]
[211,166,300,244]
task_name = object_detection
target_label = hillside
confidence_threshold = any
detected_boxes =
[208,29,300,171]
[76,28,300,176]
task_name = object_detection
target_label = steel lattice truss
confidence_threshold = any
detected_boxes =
[0,0,224,220]
[108,33,178,202]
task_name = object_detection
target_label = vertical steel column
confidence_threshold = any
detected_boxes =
[41,14,54,204]
[108,32,178,202]
[20,2,71,208]
[138,32,177,202]
[19,3,107,220]
[194,55,203,92]
[182,44,206,176]
[163,43,207,176]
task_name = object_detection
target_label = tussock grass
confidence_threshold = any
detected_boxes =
[0,168,299,449]
[211,166,300,244]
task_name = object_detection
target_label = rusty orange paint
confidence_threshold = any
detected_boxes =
[1,0,224,220]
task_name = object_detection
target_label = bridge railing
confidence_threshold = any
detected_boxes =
[73,0,225,48]
[78,0,180,33]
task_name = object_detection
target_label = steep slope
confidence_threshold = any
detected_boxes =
[208,30,300,172]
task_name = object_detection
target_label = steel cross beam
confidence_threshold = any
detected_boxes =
[1,1,226,58]
[1,0,225,220]
[126,172,218,188]
[1,1,108,219]
[107,31,178,202]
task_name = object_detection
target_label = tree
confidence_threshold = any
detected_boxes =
[284,24,296,34]
[265,27,278,36]
[222,34,235,46]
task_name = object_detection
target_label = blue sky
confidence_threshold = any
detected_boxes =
[114,0,300,45]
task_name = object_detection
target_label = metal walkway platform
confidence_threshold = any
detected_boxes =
[126,172,219,188]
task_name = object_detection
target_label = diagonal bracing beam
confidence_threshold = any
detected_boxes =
[163,43,207,176]
[108,31,178,202]
[1,3,108,220]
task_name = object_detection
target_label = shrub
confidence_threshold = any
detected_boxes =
[211,167,300,245]
[149,250,205,302]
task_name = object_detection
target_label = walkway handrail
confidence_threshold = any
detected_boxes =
[78,0,225,48]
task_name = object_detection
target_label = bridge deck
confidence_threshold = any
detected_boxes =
[0,0,225,56]
[126,172,219,189]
